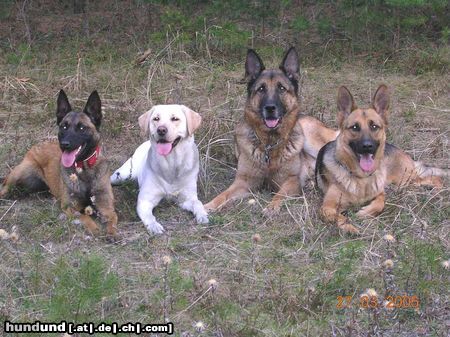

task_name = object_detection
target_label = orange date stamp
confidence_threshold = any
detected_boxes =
[336,295,420,309]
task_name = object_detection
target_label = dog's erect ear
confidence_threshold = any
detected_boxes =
[337,86,356,127]
[138,107,155,138]
[83,90,102,129]
[280,47,299,80]
[372,85,390,123]
[181,105,202,136]
[56,89,72,125]
[245,49,265,82]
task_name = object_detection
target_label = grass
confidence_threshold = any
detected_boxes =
[0,8,449,337]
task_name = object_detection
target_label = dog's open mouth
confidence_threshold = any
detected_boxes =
[156,137,181,156]
[61,145,83,168]
[358,153,375,173]
[264,118,280,129]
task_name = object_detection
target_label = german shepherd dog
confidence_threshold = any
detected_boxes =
[0,90,118,239]
[205,48,337,214]
[315,85,447,233]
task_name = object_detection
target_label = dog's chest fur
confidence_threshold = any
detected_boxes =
[147,138,199,194]
[236,120,303,177]
[61,160,109,203]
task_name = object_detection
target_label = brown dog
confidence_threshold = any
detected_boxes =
[315,85,447,233]
[0,90,118,238]
[205,48,337,214]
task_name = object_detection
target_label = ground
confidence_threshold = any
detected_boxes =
[0,8,449,337]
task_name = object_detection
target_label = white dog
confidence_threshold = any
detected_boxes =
[111,105,209,234]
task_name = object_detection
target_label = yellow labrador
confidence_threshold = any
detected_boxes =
[111,105,208,233]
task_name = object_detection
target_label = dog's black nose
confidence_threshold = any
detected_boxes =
[264,105,276,114]
[60,141,71,150]
[157,126,167,136]
[362,140,374,151]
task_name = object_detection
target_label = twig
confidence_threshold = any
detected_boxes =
[0,200,17,223]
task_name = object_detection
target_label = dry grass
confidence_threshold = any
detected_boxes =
[0,39,449,337]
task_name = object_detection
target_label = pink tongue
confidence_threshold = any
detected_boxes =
[265,119,279,128]
[360,154,375,173]
[156,142,173,156]
[61,149,79,168]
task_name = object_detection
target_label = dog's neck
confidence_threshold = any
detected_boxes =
[74,146,100,169]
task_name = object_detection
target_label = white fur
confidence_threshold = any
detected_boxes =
[110,105,208,234]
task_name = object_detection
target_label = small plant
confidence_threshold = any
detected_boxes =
[46,254,119,322]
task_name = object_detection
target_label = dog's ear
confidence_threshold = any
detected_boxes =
[83,90,102,129]
[181,105,202,136]
[337,86,356,127]
[138,107,155,138]
[56,89,72,125]
[372,85,390,123]
[280,47,299,80]
[245,49,265,82]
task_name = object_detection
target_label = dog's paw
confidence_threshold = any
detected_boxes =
[196,213,209,224]
[338,223,360,235]
[110,171,123,185]
[203,202,217,212]
[145,221,165,234]
[356,206,383,219]
[106,232,121,243]
[262,205,280,217]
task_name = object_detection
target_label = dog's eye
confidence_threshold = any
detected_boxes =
[171,117,180,122]
[153,117,160,121]
[257,85,265,93]
[62,123,68,130]
[77,124,85,131]
[350,124,360,131]
[278,84,286,92]
[371,124,380,131]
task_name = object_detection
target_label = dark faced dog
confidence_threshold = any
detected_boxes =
[0,90,118,239]
[315,85,447,233]
[205,48,337,214]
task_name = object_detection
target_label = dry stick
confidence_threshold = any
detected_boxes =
[0,200,17,223]
[173,286,213,319]
[17,0,32,46]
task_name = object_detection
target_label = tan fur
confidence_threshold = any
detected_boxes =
[0,93,118,239]
[316,85,446,234]
[205,65,337,213]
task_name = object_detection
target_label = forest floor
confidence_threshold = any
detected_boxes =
[0,4,449,336]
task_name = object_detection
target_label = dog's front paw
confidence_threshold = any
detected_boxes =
[196,213,209,224]
[145,221,165,234]
[338,223,360,235]
[110,171,123,185]
[262,204,280,217]
[204,201,217,212]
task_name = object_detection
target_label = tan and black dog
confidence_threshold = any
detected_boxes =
[315,85,447,233]
[0,90,118,239]
[205,48,337,214]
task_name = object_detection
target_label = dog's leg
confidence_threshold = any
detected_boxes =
[264,175,299,216]
[178,190,209,224]
[78,214,102,236]
[110,141,151,185]
[412,162,446,188]
[0,158,44,197]
[356,192,385,218]
[63,206,101,236]
[204,176,252,211]
[137,192,164,234]
[321,185,359,234]
[93,185,119,240]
